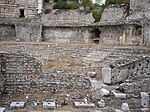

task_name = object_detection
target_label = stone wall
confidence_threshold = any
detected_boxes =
[42,27,92,43]
[0,0,38,18]
[0,52,91,94]
[103,56,150,84]
[99,25,125,44]
[15,23,42,42]
[0,25,16,41]
[100,4,127,23]
[42,10,95,26]
[130,0,150,11]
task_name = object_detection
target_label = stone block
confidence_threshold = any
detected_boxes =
[98,100,105,108]
[112,91,127,99]
[100,88,110,97]
[0,107,5,112]
[102,67,111,84]
[43,101,56,109]
[10,102,25,108]
[121,103,130,112]
[74,101,95,108]
[141,92,149,109]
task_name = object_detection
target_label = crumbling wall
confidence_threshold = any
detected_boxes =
[42,10,95,26]
[0,25,16,41]
[2,52,42,93]
[100,4,127,23]
[103,56,150,84]
[0,52,90,94]
[130,0,150,11]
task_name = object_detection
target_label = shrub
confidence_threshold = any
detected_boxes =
[81,0,94,10]
[53,1,80,9]
[53,1,70,9]
[92,9,102,22]
[68,2,80,9]
[106,0,129,5]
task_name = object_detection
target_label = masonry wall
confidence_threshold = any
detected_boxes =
[0,0,38,18]
[42,10,95,26]
[15,23,42,42]
[99,26,125,44]
[0,52,91,94]
[100,4,127,23]
[110,56,150,84]
[42,27,92,43]
[0,25,16,41]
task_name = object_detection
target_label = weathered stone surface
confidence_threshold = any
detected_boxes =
[10,102,25,108]
[141,92,149,109]
[0,107,5,112]
[43,101,56,109]
[102,67,111,84]
[42,10,95,27]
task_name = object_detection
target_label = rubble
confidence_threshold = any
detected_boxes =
[98,100,105,108]
[112,91,127,99]
[100,88,110,97]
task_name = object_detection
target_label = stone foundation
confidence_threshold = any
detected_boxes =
[0,52,91,94]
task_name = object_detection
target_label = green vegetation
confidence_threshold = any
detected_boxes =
[53,1,80,9]
[52,0,129,22]
[92,4,107,22]
[68,2,81,9]
[92,9,101,22]
[105,0,129,5]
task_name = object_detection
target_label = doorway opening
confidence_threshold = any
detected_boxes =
[91,28,101,44]
[19,9,25,18]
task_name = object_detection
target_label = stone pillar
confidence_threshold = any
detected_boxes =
[102,67,111,84]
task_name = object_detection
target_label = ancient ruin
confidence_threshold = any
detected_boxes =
[0,0,150,112]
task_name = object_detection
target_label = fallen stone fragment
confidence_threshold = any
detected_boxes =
[112,91,127,98]
[0,107,5,112]
[100,88,110,97]
[98,100,105,108]
[43,101,56,109]
[74,101,95,108]
[121,103,130,112]
[141,92,149,109]
[10,102,25,108]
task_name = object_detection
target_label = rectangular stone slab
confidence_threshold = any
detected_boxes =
[10,102,25,108]
[102,67,111,84]
[43,101,56,109]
